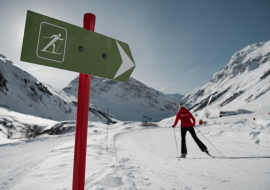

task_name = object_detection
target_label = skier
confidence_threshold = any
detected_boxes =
[172,103,210,158]
[41,33,64,53]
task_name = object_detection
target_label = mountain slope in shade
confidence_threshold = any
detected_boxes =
[63,76,179,121]
[166,93,184,100]
[0,54,112,122]
[180,41,270,119]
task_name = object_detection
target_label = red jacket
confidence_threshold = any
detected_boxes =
[173,108,196,127]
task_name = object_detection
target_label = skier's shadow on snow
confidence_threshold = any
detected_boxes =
[191,156,270,159]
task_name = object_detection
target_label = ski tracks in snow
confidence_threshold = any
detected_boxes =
[113,129,197,189]
[111,126,270,190]
[7,122,270,190]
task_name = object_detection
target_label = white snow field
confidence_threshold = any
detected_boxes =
[1,116,269,190]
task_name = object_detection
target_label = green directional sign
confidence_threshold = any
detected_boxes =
[21,10,136,82]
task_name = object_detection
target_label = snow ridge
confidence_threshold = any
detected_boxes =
[0,53,110,122]
[166,93,184,100]
[180,41,270,118]
[63,76,179,121]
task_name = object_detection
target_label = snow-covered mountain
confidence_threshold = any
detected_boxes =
[166,93,184,100]
[180,41,270,119]
[0,53,112,122]
[63,76,179,121]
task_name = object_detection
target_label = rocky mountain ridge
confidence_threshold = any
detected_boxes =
[0,53,112,123]
[63,76,179,121]
[180,41,270,117]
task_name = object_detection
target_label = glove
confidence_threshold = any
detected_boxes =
[172,125,175,128]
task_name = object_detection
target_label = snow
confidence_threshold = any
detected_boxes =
[0,107,58,129]
[0,53,110,123]
[0,107,58,145]
[63,76,179,121]
[180,40,270,121]
[0,113,269,189]
[0,131,19,145]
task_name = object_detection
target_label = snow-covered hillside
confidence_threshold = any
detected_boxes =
[181,41,270,119]
[0,106,59,145]
[0,54,112,122]
[63,76,179,121]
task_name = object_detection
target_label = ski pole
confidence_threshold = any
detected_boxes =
[194,125,225,157]
[173,127,180,161]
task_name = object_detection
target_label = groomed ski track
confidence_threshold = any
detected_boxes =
[5,122,270,190]
[114,126,270,190]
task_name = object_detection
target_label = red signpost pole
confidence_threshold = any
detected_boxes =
[72,13,96,190]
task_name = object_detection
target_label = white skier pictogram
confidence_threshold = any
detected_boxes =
[41,33,64,54]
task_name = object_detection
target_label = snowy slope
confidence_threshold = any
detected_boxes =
[63,76,179,121]
[180,41,270,120]
[4,117,270,190]
[0,54,112,122]
[0,106,58,145]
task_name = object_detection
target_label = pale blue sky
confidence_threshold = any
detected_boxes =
[0,0,270,95]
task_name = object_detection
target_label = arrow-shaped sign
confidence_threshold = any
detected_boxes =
[20,10,136,82]
[114,41,135,79]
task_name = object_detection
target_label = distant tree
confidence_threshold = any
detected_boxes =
[2,121,7,126]
[141,120,148,127]
[23,125,31,138]
[23,125,41,139]
[141,115,157,127]
[33,125,41,137]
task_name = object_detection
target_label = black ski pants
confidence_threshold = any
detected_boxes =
[181,126,207,155]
